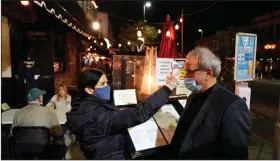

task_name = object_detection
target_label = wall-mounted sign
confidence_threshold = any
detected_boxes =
[264,44,276,50]
[156,58,173,85]
[234,32,257,82]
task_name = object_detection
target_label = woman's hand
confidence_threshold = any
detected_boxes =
[165,70,181,91]
[49,104,55,112]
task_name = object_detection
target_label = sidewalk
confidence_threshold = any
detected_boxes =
[249,134,273,160]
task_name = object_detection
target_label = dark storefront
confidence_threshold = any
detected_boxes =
[1,1,97,107]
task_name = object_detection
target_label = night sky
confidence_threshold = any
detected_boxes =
[97,1,280,47]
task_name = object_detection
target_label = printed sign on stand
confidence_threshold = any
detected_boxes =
[234,33,257,82]
[156,58,173,85]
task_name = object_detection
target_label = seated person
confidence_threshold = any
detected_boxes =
[46,84,71,113]
[11,88,63,145]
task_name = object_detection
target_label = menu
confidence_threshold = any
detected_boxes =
[113,89,137,106]
[128,118,167,151]
[153,104,180,144]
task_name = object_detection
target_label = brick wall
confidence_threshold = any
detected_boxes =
[54,32,78,91]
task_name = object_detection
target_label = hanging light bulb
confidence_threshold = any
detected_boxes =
[137,30,142,37]
[166,31,171,37]
[92,21,100,30]
[118,44,122,47]
[175,24,179,30]
[21,1,29,6]
[158,29,161,34]
[180,18,183,23]
[100,42,103,46]
[94,40,97,43]
[127,41,131,46]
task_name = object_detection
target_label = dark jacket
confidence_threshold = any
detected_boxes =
[66,86,172,159]
[171,83,250,159]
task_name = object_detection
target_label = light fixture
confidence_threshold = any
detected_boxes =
[21,1,29,6]
[100,42,103,46]
[100,56,106,60]
[264,44,276,50]
[118,44,122,47]
[198,29,203,33]
[175,24,179,30]
[180,18,183,23]
[137,30,142,37]
[88,36,91,40]
[127,41,131,45]
[158,29,161,34]
[145,1,151,8]
[177,43,179,45]
[94,40,97,43]
[90,46,92,49]
[166,31,171,37]
[95,56,100,62]
[92,21,100,30]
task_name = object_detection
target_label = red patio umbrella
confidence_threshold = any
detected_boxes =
[158,15,178,58]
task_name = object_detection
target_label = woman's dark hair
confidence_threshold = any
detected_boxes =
[78,68,104,99]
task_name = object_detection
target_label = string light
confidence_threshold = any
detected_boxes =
[158,29,161,33]
[118,44,122,47]
[175,24,179,30]
[166,31,171,37]
[137,30,142,37]
[92,21,100,30]
[21,1,29,6]
[180,18,183,23]
[127,41,131,45]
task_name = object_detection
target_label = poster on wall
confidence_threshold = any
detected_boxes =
[156,58,173,85]
[1,16,12,78]
[234,32,257,82]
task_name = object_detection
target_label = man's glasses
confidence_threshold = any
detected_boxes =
[185,68,201,74]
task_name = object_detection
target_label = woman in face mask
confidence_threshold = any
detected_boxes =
[66,68,180,160]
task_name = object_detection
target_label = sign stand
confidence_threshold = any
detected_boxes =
[235,82,251,110]
[234,32,257,110]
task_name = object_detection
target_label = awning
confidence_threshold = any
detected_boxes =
[33,1,95,39]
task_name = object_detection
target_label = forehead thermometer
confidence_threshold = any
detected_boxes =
[170,61,183,75]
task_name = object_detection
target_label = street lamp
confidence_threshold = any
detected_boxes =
[198,29,203,39]
[143,1,151,22]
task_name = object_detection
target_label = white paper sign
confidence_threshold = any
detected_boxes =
[128,119,167,151]
[176,80,192,96]
[235,83,251,110]
[156,58,173,85]
[113,89,137,106]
